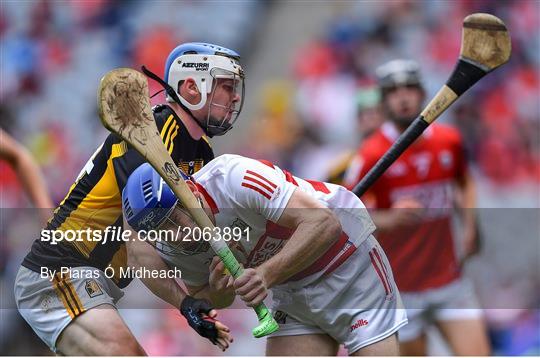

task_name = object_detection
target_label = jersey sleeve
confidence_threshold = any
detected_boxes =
[224,157,296,222]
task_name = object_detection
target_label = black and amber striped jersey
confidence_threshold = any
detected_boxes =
[22,105,214,288]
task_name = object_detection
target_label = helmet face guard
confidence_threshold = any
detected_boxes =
[154,200,211,256]
[204,68,245,136]
[122,163,209,256]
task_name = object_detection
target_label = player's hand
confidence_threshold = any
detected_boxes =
[233,268,268,307]
[179,295,233,351]
[209,256,235,295]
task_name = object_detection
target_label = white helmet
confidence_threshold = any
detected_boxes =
[164,42,245,137]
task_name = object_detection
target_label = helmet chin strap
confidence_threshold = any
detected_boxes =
[141,66,215,137]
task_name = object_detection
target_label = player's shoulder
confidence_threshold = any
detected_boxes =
[151,104,175,130]
[362,129,387,146]
[357,129,389,159]
[208,154,282,188]
[195,154,245,177]
[151,103,184,131]
[196,154,285,204]
[208,154,271,173]
[152,103,172,120]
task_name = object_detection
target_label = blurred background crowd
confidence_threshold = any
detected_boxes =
[1,0,538,355]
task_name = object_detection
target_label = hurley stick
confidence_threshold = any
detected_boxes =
[353,13,511,196]
[98,68,279,338]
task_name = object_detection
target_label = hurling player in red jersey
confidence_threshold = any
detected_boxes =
[344,60,490,356]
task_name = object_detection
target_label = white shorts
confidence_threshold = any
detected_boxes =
[269,235,408,354]
[14,266,124,352]
[398,278,483,342]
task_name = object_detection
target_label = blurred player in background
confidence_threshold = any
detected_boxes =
[14,42,243,354]
[343,59,490,355]
[0,128,53,224]
[354,86,386,141]
[326,87,384,185]
[122,154,408,356]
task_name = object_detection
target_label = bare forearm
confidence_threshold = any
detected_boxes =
[260,213,341,287]
[460,174,477,225]
[127,238,186,309]
[1,133,53,208]
[16,152,53,208]
[190,285,235,309]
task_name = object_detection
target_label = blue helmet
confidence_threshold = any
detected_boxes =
[122,163,185,232]
[122,163,211,256]
[163,42,245,137]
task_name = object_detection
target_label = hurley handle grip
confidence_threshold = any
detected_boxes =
[216,247,279,338]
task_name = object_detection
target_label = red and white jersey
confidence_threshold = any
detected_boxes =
[344,122,467,292]
[160,154,375,287]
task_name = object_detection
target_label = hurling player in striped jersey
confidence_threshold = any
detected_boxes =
[15,43,244,355]
[122,154,408,355]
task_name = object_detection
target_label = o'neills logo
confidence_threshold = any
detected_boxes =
[182,62,209,71]
[350,319,369,331]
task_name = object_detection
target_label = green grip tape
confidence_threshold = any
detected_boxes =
[217,247,279,338]
[217,247,244,278]
[252,303,280,338]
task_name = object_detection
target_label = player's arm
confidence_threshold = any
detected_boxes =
[0,129,53,218]
[123,218,233,350]
[258,189,342,287]
[185,257,236,309]
[234,188,342,306]
[369,199,424,232]
[456,164,479,260]
[124,217,187,308]
[227,160,341,306]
